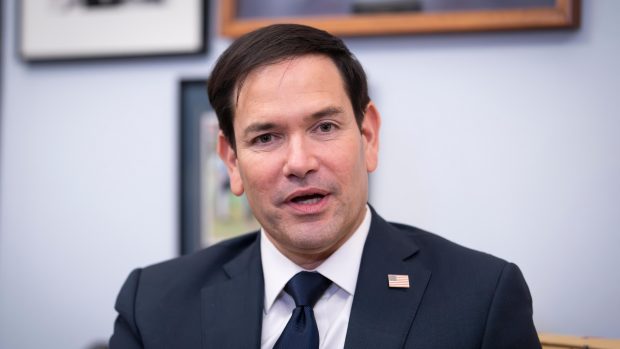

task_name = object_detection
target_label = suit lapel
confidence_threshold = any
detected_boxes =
[344,210,431,349]
[201,235,264,349]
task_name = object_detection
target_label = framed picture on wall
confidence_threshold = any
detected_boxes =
[220,0,579,38]
[179,79,260,255]
[19,0,207,62]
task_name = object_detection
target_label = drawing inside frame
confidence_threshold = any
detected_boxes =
[200,112,259,244]
[179,79,259,255]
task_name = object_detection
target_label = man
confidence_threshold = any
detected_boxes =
[110,24,541,348]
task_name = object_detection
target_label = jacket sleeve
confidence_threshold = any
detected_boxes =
[480,262,541,349]
[109,269,144,349]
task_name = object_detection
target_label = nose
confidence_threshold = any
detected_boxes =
[282,136,319,179]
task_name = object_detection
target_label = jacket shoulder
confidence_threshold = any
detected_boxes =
[110,233,260,348]
[389,221,508,274]
[384,221,539,348]
[140,231,259,286]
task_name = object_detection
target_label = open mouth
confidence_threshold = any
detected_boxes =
[290,193,325,205]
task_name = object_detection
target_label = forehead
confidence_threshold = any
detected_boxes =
[234,55,349,123]
[237,54,344,94]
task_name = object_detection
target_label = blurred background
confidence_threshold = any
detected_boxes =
[1,0,619,348]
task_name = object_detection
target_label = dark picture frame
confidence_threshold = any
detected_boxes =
[19,0,208,62]
[179,79,259,255]
[220,0,579,38]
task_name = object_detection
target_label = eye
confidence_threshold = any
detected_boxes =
[255,134,273,144]
[317,122,334,132]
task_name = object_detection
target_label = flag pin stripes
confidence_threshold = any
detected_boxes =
[388,274,410,288]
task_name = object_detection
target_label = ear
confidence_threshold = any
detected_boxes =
[361,101,381,173]
[217,131,244,196]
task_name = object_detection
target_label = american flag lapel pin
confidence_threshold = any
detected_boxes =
[388,274,410,288]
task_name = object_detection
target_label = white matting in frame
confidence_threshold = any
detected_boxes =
[20,0,206,61]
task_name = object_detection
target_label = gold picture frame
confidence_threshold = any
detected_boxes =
[219,0,579,38]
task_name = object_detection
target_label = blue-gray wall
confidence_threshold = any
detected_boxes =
[1,1,618,348]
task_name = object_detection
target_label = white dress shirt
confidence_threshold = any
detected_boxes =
[260,206,371,349]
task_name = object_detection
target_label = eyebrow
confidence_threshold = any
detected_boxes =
[308,106,344,120]
[243,122,277,138]
[242,106,345,138]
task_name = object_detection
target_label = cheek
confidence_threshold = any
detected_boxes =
[323,140,367,181]
[238,155,281,196]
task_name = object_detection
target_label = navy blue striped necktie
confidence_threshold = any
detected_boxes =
[273,271,332,349]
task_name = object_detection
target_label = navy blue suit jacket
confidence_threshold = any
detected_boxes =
[110,209,541,348]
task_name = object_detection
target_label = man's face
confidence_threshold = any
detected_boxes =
[218,54,380,266]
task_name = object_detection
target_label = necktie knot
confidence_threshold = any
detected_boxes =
[285,271,331,307]
[273,271,332,349]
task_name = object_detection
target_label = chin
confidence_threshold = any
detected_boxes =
[291,229,342,250]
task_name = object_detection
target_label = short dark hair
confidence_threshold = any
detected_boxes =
[207,23,370,151]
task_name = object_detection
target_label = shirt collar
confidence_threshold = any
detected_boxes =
[260,205,372,313]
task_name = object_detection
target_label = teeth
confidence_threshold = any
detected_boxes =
[297,197,321,205]
[292,194,324,204]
